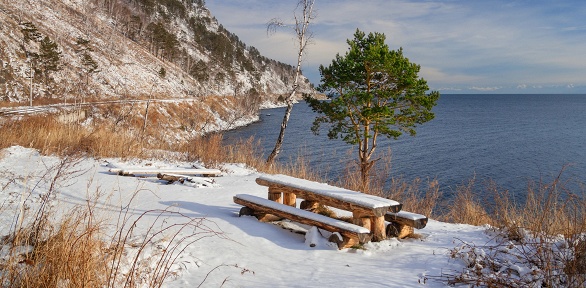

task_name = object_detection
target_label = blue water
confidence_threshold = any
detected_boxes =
[224,94,586,195]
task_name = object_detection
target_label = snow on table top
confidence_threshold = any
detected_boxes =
[257,174,400,209]
[235,194,371,234]
[387,210,427,221]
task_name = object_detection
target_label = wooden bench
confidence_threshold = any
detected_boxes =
[255,174,402,242]
[109,168,222,177]
[385,211,428,238]
[234,194,371,249]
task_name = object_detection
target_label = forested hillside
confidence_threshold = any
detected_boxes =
[0,0,312,104]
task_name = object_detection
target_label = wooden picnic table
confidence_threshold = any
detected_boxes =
[256,174,402,242]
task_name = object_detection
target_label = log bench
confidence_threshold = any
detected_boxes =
[109,168,222,177]
[255,174,402,242]
[234,194,371,249]
[385,211,428,238]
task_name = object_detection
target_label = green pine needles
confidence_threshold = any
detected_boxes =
[305,29,440,192]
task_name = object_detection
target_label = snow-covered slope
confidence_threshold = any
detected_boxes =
[0,0,312,102]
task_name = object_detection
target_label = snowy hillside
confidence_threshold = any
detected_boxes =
[0,0,312,103]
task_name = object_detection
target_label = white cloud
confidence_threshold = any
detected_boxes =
[207,0,586,92]
[470,86,503,92]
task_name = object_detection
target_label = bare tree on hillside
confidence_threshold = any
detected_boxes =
[266,0,316,164]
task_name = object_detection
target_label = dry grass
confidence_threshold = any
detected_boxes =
[439,178,494,226]
[0,155,227,287]
[1,207,108,287]
[179,133,321,181]
[334,149,441,217]
[0,115,144,158]
[0,95,259,159]
[439,172,586,287]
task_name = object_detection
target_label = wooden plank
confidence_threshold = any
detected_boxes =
[118,168,222,176]
[234,194,372,248]
[384,211,428,229]
[264,184,391,217]
[256,175,402,214]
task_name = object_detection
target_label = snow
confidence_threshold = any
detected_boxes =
[389,211,427,221]
[258,174,401,209]
[0,146,495,287]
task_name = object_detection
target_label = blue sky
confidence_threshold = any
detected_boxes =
[206,0,586,94]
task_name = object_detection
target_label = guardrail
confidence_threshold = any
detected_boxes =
[0,98,199,116]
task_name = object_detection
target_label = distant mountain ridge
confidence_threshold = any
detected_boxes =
[0,0,312,104]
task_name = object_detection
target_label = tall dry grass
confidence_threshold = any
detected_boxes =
[335,149,441,217]
[0,115,144,158]
[179,133,320,181]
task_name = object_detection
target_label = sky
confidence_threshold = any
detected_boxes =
[206,0,586,94]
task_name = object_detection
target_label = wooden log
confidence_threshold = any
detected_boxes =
[384,211,428,229]
[371,216,387,242]
[268,192,282,203]
[256,177,402,215]
[118,168,222,176]
[300,200,319,211]
[328,233,360,249]
[256,213,283,222]
[240,206,282,221]
[268,186,282,203]
[157,173,184,183]
[234,194,371,248]
[352,210,371,229]
[264,184,390,217]
[386,222,414,239]
[283,192,296,207]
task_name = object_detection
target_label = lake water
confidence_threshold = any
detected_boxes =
[224,94,586,195]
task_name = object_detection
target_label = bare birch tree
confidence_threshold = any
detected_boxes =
[266,0,316,164]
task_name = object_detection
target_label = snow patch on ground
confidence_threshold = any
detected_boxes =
[0,146,502,287]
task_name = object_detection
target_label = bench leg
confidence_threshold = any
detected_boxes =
[268,187,282,203]
[328,233,360,249]
[352,210,371,231]
[386,222,414,239]
[371,216,386,242]
[283,192,296,207]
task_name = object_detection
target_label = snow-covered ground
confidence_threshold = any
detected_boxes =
[0,146,493,287]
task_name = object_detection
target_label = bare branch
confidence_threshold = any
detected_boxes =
[266,18,285,36]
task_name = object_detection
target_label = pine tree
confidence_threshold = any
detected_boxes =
[81,52,99,84]
[20,22,42,45]
[38,36,61,83]
[306,29,440,192]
